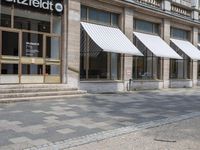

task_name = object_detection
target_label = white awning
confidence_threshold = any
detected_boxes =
[133,32,182,59]
[171,39,200,60]
[81,22,143,56]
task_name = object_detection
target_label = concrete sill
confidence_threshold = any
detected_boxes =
[132,80,163,82]
[170,79,192,81]
[80,80,123,83]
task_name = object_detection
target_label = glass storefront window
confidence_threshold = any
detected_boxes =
[2,31,19,56]
[198,61,200,79]
[0,6,11,27]
[81,6,87,21]
[111,14,119,27]
[170,29,191,79]
[22,32,43,57]
[46,65,60,75]
[135,19,159,34]
[82,5,119,27]
[80,7,120,80]
[14,9,50,33]
[22,64,43,75]
[88,51,108,79]
[0,4,62,84]
[133,20,161,80]
[46,36,60,59]
[132,56,161,80]
[171,27,189,40]
[53,16,61,34]
[111,53,120,80]
[1,64,18,74]
[80,30,121,80]
[170,58,190,79]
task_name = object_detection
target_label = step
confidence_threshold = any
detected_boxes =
[0,93,89,103]
[0,90,87,99]
[0,87,78,94]
[0,84,74,90]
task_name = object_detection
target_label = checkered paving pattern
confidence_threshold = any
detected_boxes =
[0,88,200,149]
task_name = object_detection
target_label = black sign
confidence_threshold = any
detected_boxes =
[2,0,63,15]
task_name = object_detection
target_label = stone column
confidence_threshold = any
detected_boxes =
[162,19,171,88]
[61,0,68,84]
[123,8,134,91]
[192,27,198,86]
[66,0,81,88]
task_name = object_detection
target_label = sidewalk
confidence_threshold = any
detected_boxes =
[0,89,199,149]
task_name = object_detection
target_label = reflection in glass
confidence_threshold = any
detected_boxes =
[46,37,60,59]
[1,64,18,74]
[0,6,11,27]
[170,58,190,79]
[80,30,121,80]
[111,53,120,80]
[46,65,60,75]
[22,64,43,75]
[89,51,107,79]
[14,9,50,33]
[111,14,119,27]
[2,31,19,56]
[132,39,161,80]
[135,19,159,34]
[53,16,61,34]
[171,28,188,40]
[22,32,43,57]
[81,6,87,20]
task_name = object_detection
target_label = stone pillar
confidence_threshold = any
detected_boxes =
[192,9,199,20]
[66,0,81,88]
[124,8,134,91]
[162,19,171,88]
[61,0,68,84]
[162,0,171,12]
[192,27,198,86]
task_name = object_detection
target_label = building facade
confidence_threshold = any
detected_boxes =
[1,0,200,93]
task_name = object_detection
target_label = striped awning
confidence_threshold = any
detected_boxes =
[81,22,143,56]
[171,38,200,60]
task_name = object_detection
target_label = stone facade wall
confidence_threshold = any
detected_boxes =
[80,82,124,93]
[169,80,193,88]
[67,0,81,88]
[130,80,164,90]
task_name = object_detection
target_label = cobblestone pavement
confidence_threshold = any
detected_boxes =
[0,88,200,149]
[68,116,200,150]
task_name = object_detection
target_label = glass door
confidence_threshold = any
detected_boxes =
[0,29,20,84]
[20,31,44,83]
[45,35,61,83]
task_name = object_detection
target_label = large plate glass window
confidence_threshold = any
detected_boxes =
[170,28,191,79]
[133,19,162,80]
[22,32,43,57]
[0,5,11,27]
[2,31,19,56]
[80,6,121,80]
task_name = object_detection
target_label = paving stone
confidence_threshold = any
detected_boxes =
[9,137,32,144]
[56,128,75,134]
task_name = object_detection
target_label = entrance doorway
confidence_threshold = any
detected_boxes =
[0,28,61,84]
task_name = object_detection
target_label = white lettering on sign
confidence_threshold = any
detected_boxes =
[5,0,63,13]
